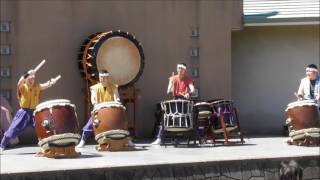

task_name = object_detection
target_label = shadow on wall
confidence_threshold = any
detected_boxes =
[239,113,285,136]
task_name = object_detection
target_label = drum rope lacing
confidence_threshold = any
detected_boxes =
[38,133,81,151]
[161,100,194,130]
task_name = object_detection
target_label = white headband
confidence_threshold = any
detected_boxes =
[306,67,318,72]
[177,64,187,70]
[99,72,110,77]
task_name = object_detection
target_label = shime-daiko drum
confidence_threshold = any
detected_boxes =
[285,100,320,146]
[161,100,194,132]
[34,99,81,158]
[92,101,130,151]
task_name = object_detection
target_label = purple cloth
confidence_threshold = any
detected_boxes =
[81,117,94,141]
[1,108,34,148]
[156,126,165,139]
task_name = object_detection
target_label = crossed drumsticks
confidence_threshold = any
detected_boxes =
[31,59,61,81]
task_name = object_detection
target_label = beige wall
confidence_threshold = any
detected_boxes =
[232,25,320,135]
[0,0,242,142]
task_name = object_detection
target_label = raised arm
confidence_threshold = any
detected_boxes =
[296,79,304,100]
[167,80,173,95]
[90,88,97,106]
[113,87,120,102]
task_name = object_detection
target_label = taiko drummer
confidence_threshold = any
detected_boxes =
[151,63,195,145]
[76,70,135,147]
[296,64,320,101]
[0,60,60,151]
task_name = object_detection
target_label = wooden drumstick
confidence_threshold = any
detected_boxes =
[53,75,61,82]
[34,59,46,73]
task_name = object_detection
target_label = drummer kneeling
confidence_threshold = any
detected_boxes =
[76,70,134,148]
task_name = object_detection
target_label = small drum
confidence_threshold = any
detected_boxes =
[92,101,129,145]
[210,100,238,133]
[194,102,212,119]
[34,99,80,154]
[285,100,320,145]
[161,100,194,132]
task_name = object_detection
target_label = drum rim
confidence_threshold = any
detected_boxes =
[286,100,318,111]
[194,102,211,106]
[92,30,145,89]
[92,101,126,112]
[161,99,193,103]
[209,100,233,106]
[34,99,75,114]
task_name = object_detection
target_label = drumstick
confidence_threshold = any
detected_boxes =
[33,59,46,73]
[52,75,61,82]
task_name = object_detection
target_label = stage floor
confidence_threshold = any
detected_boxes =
[1,136,319,175]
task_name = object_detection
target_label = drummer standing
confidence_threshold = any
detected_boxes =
[0,68,59,151]
[297,64,320,101]
[151,63,195,145]
[76,70,135,147]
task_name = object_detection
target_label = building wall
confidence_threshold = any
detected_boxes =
[0,0,242,142]
[232,25,320,135]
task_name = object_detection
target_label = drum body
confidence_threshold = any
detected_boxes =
[286,100,320,130]
[210,100,238,133]
[194,102,212,119]
[286,100,320,144]
[161,100,194,132]
[34,99,80,151]
[92,101,129,145]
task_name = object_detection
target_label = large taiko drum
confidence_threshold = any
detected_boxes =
[78,30,145,88]
[34,99,80,157]
[285,100,320,145]
[92,101,130,146]
[161,100,194,132]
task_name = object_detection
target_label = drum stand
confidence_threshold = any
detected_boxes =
[121,87,139,137]
[196,114,216,145]
[96,137,131,151]
[215,108,244,145]
[162,130,199,147]
[36,146,81,158]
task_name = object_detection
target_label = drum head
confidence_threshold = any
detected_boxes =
[93,31,144,88]
[78,31,144,88]
[96,36,141,86]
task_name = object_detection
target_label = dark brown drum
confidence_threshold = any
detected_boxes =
[92,101,129,146]
[34,99,80,153]
[285,100,320,146]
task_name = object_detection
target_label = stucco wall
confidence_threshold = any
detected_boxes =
[0,0,242,142]
[232,25,320,135]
